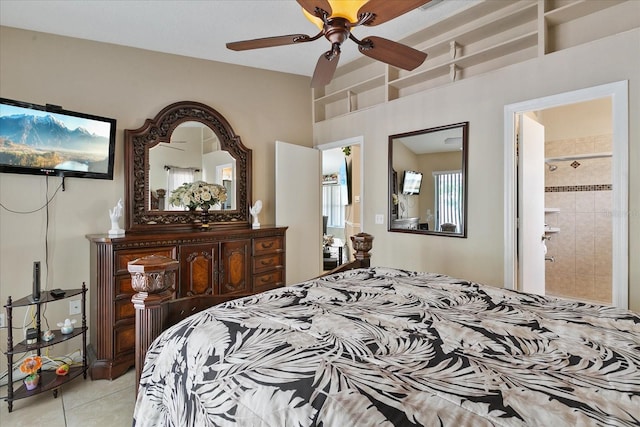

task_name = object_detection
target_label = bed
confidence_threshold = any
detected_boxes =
[132,235,640,426]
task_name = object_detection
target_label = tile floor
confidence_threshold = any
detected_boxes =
[0,368,136,426]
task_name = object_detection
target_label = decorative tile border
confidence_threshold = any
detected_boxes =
[545,184,612,192]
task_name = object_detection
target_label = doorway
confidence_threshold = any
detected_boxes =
[504,81,629,309]
[318,136,363,270]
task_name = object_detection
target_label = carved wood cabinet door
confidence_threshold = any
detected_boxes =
[179,240,251,297]
[179,243,218,297]
[219,240,250,295]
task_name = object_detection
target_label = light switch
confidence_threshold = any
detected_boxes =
[375,214,384,224]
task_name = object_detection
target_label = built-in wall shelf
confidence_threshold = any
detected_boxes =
[312,0,638,123]
[387,31,537,93]
[545,208,560,232]
[313,74,385,122]
[543,0,625,26]
[314,75,385,105]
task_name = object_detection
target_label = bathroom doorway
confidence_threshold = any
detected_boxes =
[504,81,629,309]
[538,98,613,304]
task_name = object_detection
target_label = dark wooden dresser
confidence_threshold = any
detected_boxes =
[86,226,286,380]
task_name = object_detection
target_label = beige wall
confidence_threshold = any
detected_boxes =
[312,28,640,311]
[0,27,312,354]
[540,98,613,140]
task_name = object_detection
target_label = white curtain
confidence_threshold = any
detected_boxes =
[322,184,345,228]
[167,167,195,209]
[433,170,462,232]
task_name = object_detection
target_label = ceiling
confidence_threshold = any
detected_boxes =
[396,127,463,154]
[0,0,474,78]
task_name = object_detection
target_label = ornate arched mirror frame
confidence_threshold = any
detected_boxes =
[125,101,252,232]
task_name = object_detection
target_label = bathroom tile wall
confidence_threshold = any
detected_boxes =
[544,134,612,304]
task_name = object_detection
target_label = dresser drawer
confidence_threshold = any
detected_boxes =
[253,236,283,256]
[253,253,284,274]
[113,322,135,359]
[114,275,133,297]
[114,296,136,323]
[114,246,176,274]
[253,269,284,293]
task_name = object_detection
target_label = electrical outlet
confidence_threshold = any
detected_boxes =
[69,300,81,315]
[0,313,5,328]
[375,214,384,225]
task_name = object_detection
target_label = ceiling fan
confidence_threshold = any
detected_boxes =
[226,0,431,88]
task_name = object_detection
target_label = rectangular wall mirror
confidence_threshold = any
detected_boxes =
[389,122,469,237]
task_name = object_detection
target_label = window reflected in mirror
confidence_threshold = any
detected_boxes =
[148,121,236,211]
[389,122,468,237]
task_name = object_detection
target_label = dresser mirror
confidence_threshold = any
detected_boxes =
[388,122,468,237]
[125,101,252,232]
[148,121,237,211]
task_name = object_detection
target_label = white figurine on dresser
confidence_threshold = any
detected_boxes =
[108,198,125,237]
[250,200,262,229]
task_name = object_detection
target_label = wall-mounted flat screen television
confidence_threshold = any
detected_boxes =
[402,170,423,195]
[0,97,116,180]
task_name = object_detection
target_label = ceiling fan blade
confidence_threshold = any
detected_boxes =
[359,0,432,26]
[358,36,427,70]
[311,50,340,88]
[297,0,332,18]
[226,34,313,51]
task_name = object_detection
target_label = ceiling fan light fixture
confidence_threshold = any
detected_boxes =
[229,1,430,88]
[302,0,368,29]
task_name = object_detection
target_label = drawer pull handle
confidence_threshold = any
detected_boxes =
[261,259,274,266]
[260,242,274,249]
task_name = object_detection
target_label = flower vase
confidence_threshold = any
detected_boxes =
[199,207,210,229]
[187,206,201,228]
[24,374,39,391]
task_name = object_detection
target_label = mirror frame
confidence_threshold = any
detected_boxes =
[388,122,469,238]
[125,101,252,232]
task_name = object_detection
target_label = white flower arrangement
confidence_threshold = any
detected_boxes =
[168,181,227,211]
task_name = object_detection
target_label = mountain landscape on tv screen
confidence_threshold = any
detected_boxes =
[0,113,109,173]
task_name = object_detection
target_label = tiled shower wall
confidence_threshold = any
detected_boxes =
[544,134,612,304]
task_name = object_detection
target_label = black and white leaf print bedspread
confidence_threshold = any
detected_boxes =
[133,267,640,426]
